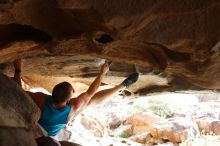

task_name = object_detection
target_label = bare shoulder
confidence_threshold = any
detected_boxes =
[26,91,47,111]
[69,97,81,110]
[69,93,88,110]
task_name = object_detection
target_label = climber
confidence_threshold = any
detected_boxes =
[13,59,139,137]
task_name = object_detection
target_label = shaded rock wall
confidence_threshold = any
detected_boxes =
[0,0,220,91]
[0,72,40,146]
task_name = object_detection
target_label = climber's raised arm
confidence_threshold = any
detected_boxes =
[13,59,46,111]
[70,62,109,111]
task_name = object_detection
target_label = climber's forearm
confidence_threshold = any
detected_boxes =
[13,59,22,87]
[14,71,22,87]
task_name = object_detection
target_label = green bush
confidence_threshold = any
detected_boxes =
[148,100,174,118]
[118,131,132,138]
[133,97,184,118]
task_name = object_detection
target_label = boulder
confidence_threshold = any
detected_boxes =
[156,142,178,146]
[125,112,162,134]
[80,115,105,137]
[109,119,122,129]
[191,101,220,135]
[145,137,165,145]
[0,73,40,146]
[211,121,220,135]
[129,132,152,144]
[149,117,199,143]
[56,128,72,141]
[195,119,220,135]
[0,128,37,146]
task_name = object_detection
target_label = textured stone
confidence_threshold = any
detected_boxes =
[156,142,178,146]
[149,117,199,143]
[0,73,40,128]
[109,119,122,129]
[129,132,152,144]
[195,119,220,135]
[0,0,219,91]
[0,73,40,146]
[0,127,37,146]
[145,137,165,145]
[80,115,105,137]
[125,112,162,134]
[211,121,220,135]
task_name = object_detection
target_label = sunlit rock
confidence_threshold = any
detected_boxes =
[125,112,163,134]
[80,115,105,137]
[149,117,199,143]
[129,132,152,144]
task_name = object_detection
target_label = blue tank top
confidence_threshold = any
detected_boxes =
[38,95,72,136]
